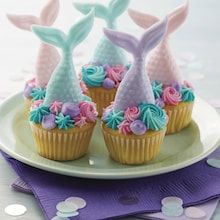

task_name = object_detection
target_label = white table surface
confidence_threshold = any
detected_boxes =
[0,0,220,219]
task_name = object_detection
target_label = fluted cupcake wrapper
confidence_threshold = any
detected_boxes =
[102,123,166,165]
[164,101,194,135]
[30,122,95,161]
[24,97,32,118]
[88,87,117,116]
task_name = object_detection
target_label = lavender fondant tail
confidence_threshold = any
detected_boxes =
[103,17,168,111]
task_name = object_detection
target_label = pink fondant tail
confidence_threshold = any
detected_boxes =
[7,0,59,31]
[128,0,189,36]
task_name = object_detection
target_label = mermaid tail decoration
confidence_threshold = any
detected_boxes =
[32,10,94,106]
[73,0,130,66]
[128,1,189,85]
[103,17,168,111]
[7,0,60,87]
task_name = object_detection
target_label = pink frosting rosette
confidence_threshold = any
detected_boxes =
[32,99,44,109]
[118,120,132,135]
[106,65,124,87]
[49,101,63,114]
[74,114,87,128]
[162,87,182,106]
[27,78,37,87]
[80,80,88,94]
[124,106,140,122]
[79,101,98,123]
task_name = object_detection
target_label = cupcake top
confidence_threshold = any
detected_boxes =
[74,0,130,88]
[29,10,98,130]
[7,0,60,91]
[80,63,130,89]
[102,17,168,135]
[128,1,191,85]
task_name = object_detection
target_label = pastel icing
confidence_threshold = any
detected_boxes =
[106,66,124,86]
[82,66,105,87]
[118,120,132,135]
[128,1,189,85]
[55,113,74,130]
[42,114,56,130]
[155,98,165,108]
[73,0,129,66]
[103,110,124,130]
[102,78,115,89]
[74,114,87,128]
[180,86,195,102]
[7,0,60,88]
[50,101,63,114]
[102,102,167,135]
[32,99,44,109]
[139,103,167,131]
[130,120,147,135]
[61,103,80,118]
[30,87,46,100]
[152,81,163,99]
[30,105,50,123]
[79,102,98,123]
[162,87,182,106]
[124,106,140,122]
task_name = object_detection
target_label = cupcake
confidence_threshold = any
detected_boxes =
[101,17,168,165]
[29,10,97,161]
[74,0,130,116]
[7,0,61,116]
[128,1,195,134]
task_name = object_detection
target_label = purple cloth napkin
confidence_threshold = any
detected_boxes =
[11,177,219,220]
[2,148,220,220]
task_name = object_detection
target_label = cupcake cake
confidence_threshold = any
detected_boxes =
[7,0,60,116]
[128,1,195,134]
[101,17,168,165]
[29,10,97,161]
[73,0,130,116]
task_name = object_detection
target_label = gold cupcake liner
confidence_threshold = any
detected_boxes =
[164,101,194,135]
[102,123,166,165]
[24,97,32,118]
[87,87,117,117]
[30,122,95,161]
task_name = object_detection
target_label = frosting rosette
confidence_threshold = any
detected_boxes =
[82,65,105,87]
[30,87,46,101]
[162,87,182,106]
[139,103,167,131]
[79,101,98,123]
[29,105,50,123]
[180,86,195,102]
[30,100,97,130]
[152,81,163,99]
[103,110,124,130]
[118,120,132,135]
[124,106,140,122]
[106,65,124,87]
[55,113,74,130]
[81,63,129,89]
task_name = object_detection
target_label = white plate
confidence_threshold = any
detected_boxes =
[0,93,220,179]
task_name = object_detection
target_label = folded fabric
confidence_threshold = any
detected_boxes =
[11,177,220,220]
[137,198,219,220]
[2,147,220,220]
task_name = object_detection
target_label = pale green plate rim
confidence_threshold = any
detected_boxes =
[0,92,220,179]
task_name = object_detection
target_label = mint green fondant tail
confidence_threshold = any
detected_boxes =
[32,10,94,106]
[73,0,129,66]
[74,0,130,28]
